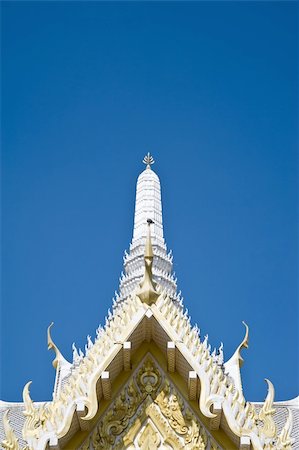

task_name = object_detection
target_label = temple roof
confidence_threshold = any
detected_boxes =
[1,155,298,450]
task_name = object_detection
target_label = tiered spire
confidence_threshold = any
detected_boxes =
[132,152,164,247]
[117,154,179,304]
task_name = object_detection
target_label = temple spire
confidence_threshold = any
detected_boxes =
[132,154,164,246]
[118,155,178,304]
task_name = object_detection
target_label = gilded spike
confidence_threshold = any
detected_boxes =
[136,219,159,304]
[143,152,155,168]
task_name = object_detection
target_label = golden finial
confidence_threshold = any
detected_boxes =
[137,219,159,305]
[143,153,155,169]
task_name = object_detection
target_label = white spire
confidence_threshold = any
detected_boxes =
[132,153,164,248]
[116,154,180,305]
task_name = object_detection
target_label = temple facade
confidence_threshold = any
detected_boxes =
[0,154,298,449]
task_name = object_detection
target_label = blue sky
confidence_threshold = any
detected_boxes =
[1,2,298,403]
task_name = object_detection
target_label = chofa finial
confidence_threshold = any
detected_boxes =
[137,219,159,305]
[47,322,70,369]
[234,321,249,368]
[143,153,155,169]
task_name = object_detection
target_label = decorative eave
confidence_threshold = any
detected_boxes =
[13,286,294,450]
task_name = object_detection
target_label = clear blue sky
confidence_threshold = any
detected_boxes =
[1,2,298,403]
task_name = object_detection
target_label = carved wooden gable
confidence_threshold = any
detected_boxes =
[77,355,225,450]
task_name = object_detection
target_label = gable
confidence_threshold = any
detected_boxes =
[5,290,295,450]
[65,349,236,450]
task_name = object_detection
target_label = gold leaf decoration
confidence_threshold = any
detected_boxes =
[82,357,209,450]
[155,380,206,449]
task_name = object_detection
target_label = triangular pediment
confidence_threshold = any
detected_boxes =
[66,352,230,450]
[16,293,292,450]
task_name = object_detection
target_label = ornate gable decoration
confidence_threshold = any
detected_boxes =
[10,269,294,449]
[80,356,219,450]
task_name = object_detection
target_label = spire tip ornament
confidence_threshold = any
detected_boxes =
[143,152,155,169]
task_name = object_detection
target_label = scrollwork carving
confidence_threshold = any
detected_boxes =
[155,379,206,449]
[91,378,142,449]
[82,357,208,450]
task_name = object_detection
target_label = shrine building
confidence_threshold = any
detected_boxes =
[0,154,298,450]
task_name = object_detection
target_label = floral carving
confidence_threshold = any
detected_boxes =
[91,379,142,449]
[82,358,209,450]
[155,379,206,449]
[137,359,162,396]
